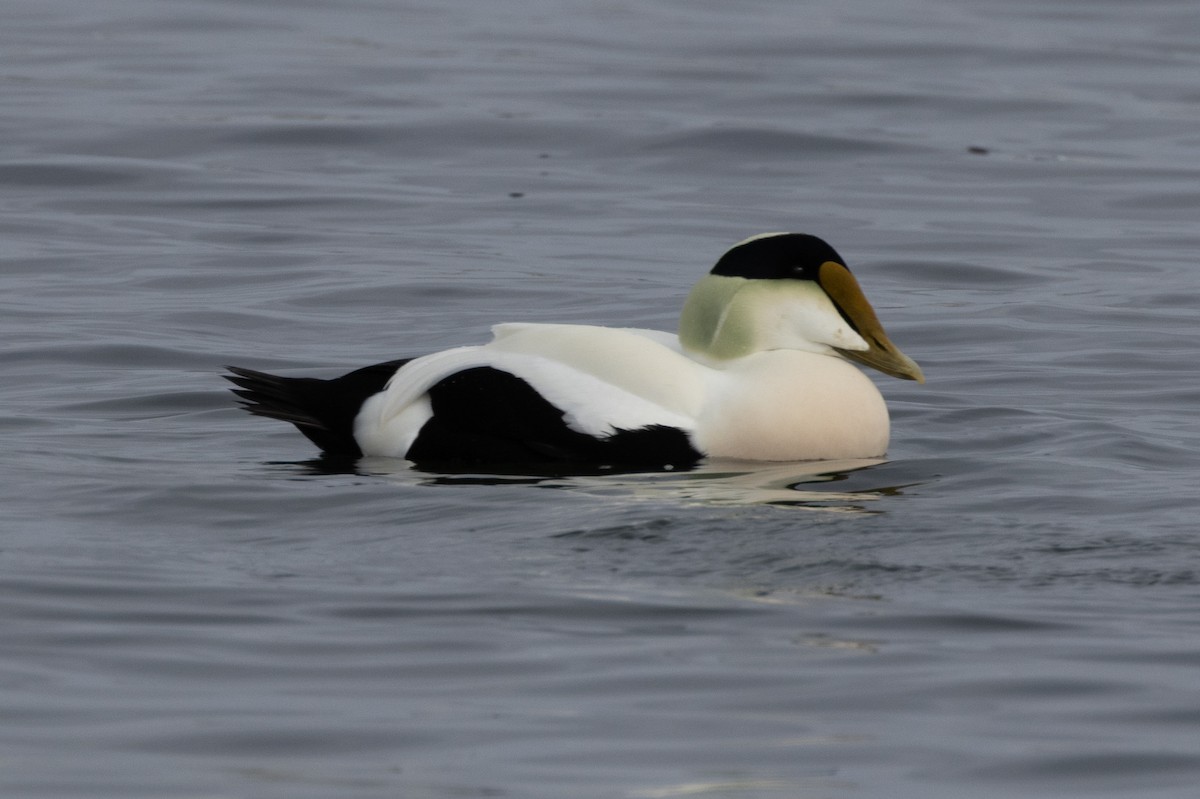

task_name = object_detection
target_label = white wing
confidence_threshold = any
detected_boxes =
[354,324,709,457]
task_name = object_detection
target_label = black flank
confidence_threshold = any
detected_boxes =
[406,366,702,471]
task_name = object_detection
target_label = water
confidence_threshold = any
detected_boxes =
[3,0,1200,796]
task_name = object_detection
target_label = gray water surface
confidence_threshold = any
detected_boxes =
[3,0,1200,797]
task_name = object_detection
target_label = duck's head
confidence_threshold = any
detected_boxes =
[678,232,924,382]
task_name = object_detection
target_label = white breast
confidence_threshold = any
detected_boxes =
[693,350,889,460]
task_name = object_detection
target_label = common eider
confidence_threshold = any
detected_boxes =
[225,233,923,470]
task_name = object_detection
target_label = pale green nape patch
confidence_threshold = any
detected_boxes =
[679,275,852,361]
[678,275,750,359]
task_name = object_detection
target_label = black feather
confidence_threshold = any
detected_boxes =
[710,233,846,281]
[224,360,409,457]
[407,366,701,471]
[226,361,701,471]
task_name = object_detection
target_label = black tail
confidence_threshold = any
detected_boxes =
[224,360,410,457]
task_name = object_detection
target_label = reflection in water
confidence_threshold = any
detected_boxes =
[284,455,917,512]
[529,459,896,512]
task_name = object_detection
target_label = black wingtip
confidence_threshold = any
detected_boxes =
[223,366,325,429]
[223,359,411,457]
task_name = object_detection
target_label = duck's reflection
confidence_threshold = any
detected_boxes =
[281,455,916,512]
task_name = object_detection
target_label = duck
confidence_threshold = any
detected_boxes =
[225,233,924,470]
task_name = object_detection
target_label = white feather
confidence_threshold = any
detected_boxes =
[353,321,890,461]
[353,327,704,457]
